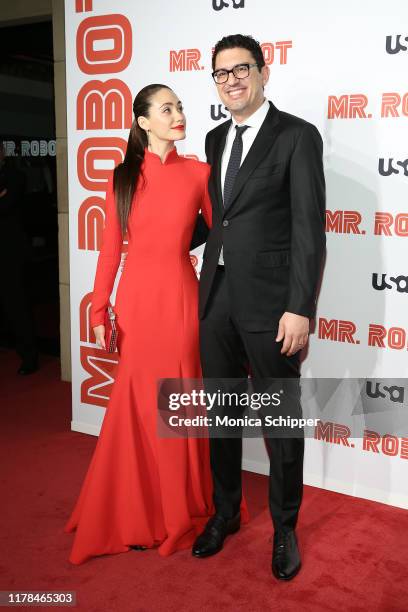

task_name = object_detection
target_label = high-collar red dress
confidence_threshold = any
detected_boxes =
[64,147,215,564]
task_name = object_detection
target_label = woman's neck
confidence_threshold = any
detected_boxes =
[148,139,174,163]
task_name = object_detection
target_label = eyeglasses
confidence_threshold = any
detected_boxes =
[212,63,258,84]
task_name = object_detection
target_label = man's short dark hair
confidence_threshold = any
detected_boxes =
[212,34,265,71]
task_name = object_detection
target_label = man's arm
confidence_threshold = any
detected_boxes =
[277,123,326,355]
[190,214,209,250]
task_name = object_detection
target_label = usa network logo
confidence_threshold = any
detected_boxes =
[386,34,408,54]
[372,273,408,293]
[210,104,228,121]
[365,380,405,404]
[378,158,408,177]
[212,0,245,9]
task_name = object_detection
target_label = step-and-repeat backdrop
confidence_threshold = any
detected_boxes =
[65,0,408,508]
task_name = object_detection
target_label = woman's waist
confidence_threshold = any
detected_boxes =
[124,250,196,266]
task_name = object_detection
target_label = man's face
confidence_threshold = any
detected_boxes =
[213,47,269,119]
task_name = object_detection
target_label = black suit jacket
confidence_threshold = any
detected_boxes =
[199,101,326,331]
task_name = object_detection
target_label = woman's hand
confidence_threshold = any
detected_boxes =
[93,325,106,350]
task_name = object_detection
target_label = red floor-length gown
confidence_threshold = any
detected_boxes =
[64,147,215,564]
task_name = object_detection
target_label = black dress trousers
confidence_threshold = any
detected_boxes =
[200,266,304,532]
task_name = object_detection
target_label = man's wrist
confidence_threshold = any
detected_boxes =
[284,311,310,321]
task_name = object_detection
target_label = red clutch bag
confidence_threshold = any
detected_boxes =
[104,305,118,353]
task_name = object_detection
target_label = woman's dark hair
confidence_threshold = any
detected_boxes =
[113,83,171,235]
[212,34,265,71]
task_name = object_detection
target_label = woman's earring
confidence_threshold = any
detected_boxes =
[146,129,151,147]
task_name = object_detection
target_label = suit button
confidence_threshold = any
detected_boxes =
[223,220,229,227]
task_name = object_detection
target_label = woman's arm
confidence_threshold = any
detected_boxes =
[90,174,123,329]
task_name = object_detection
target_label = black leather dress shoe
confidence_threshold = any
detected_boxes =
[192,513,240,558]
[272,530,301,580]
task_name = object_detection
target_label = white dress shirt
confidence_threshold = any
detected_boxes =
[218,97,270,265]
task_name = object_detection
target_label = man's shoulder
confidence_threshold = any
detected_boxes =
[277,109,321,138]
[205,119,231,143]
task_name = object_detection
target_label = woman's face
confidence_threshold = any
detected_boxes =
[138,88,186,144]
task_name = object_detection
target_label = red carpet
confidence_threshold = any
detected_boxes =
[1,347,408,611]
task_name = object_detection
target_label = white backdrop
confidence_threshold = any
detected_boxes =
[65,0,408,508]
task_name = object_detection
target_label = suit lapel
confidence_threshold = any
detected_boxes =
[224,101,281,215]
[209,119,231,212]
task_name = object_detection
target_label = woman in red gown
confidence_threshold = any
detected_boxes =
[64,84,215,564]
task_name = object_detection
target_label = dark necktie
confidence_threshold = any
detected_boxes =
[223,125,249,208]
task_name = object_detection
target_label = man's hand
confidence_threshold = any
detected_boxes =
[276,312,310,356]
[0,188,7,198]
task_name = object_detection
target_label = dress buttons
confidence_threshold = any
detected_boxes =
[223,220,229,227]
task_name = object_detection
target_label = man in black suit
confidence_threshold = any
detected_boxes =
[192,35,326,580]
